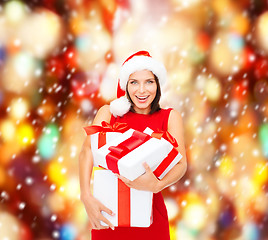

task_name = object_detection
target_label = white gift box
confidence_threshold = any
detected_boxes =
[93,128,182,181]
[83,121,130,167]
[93,169,153,227]
[90,132,122,167]
[90,132,122,150]
[143,127,183,180]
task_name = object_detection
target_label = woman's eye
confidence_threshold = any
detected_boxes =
[130,81,138,84]
[146,80,154,84]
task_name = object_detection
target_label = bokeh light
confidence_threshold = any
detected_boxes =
[2,52,38,94]
[256,11,268,55]
[0,211,25,239]
[0,119,16,142]
[16,123,35,146]
[4,0,27,25]
[37,123,60,159]
[9,98,29,120]
[17,9,63,58]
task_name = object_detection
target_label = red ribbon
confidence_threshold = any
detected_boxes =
[153,148,179,178]
[106,131,151,174]
[151,130,178,148]
[83,121,130,148]
[118,179,131,226]
[83,121,130,135]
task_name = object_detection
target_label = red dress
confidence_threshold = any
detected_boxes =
[91,108,172,240]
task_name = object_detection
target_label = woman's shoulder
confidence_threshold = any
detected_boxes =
[158,107,182,126]
[98,104,111,113]
[167,108,183,129]
[168,108,181,116]
[168,108,182,120]
[92,104,112,125]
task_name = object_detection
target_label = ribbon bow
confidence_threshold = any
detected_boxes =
[151,130,178,148]
[106,131,151,174]
[83,121,130,135]
[109,131,150,157]
[83,121,130,149]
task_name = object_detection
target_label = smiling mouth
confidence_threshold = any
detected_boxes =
[136,96,149,101]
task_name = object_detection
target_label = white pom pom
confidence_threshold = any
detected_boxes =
[110,96,131,117]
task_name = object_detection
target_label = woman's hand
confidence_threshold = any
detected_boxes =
[116,163,163,193]
[80,193,115,231]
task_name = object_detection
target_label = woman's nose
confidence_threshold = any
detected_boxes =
[138,83,145,93]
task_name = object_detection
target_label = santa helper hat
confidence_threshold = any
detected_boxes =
[110,51,167,117]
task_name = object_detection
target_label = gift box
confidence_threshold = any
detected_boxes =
[93,128,182,181]
[83,121,130,167]
[93,169,153,227]
[143,127,183,180]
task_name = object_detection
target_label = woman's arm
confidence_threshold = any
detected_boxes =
[116,109,187,193]
[156,109,187,190]
[79,105,115,230]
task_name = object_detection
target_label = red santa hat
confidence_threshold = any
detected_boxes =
[110,50,167,117]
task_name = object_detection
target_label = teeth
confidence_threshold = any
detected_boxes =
[137,96,148,100]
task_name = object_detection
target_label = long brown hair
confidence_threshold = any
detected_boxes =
[126,74,161,114]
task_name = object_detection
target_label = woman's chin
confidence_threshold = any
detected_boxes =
[133,104,151,113]
[134,101,148,108]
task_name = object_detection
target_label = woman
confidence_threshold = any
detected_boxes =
[79,51,187,240]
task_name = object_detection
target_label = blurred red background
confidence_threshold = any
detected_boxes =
[0,0,267,239]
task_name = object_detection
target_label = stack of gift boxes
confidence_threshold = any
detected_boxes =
[83,121,182,228]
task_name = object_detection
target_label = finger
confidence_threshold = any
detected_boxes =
[91,222,98,230]
[100,203,115,216]
[117,174,131,184]
[116,174,132,188]
[122,182,132,188]
[92,217,109,230]
[143,162,152,172]
[97,224,109,230]
[99,214,115,230]
[100,226,109,230]
[95,221,109,230]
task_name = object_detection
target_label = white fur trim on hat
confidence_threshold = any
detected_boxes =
[110,96,131,117]
[119,55,167,91]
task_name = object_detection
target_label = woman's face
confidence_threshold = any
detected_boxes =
[127,69,157,114]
